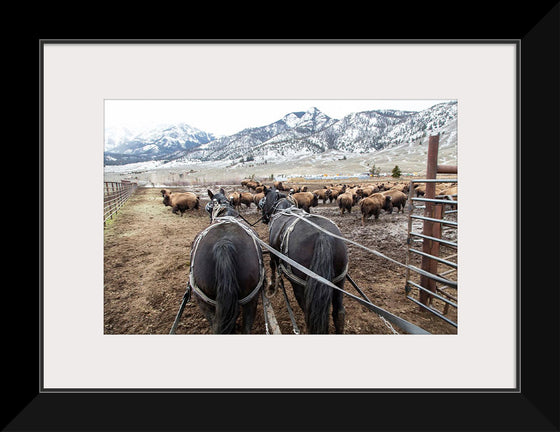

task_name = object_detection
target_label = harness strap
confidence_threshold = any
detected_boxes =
[279,261,348,287]
[169,283,192,334]
[286,194,297,206]
[276,212,348,287]
[280,279,300,334]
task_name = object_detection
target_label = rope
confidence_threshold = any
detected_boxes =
[261,290,271,335]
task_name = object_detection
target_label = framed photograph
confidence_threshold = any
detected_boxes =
[45,42,514,389]
[28,29,558,431]
[103,97,458,338]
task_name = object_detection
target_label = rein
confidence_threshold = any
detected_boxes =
[238,213,262,226]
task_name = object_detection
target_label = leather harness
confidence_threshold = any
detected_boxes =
[188,215,265,306]
[271,208,348,287]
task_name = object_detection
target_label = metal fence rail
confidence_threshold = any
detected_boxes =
[403,134,458,328]
[104,181,138,224]
[405,178,458,327]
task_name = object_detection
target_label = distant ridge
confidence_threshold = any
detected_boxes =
[104,102,457,167]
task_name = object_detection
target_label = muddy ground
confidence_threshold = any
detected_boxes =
[104,181,457,335]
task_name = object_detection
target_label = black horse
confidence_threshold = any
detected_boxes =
[205,188,239,220]
[188,188,265,333]
[204,188,238,222]
[261,186,348,334]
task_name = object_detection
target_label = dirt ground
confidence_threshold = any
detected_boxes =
[104,181,458,335]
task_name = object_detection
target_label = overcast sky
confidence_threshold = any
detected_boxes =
[105,99,452,137]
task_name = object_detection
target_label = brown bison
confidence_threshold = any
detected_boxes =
[287,185,307,194]
[355,185,379,199]
[336,191,354,215]
[230,191,254,210]
[291,191,318,213]
[326,185,346,203]
[359,193,393,225]
[439,185,458,198]
[381,189,408,213]
[253,191,265,207]
[163,191,200,215]
[312,188,330,204]
[346,187,361,205]
[438,185,458,210]
[245,180,261,191]
[239,192,254,209]
[414,183,446,197]
[389,182,410,194]
[228,191,241,209]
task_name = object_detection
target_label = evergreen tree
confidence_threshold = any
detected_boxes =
[392,165,402,178]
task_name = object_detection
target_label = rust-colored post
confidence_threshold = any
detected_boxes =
[419,135,439,306]
[437,165,458,174]
[429,204,443,276]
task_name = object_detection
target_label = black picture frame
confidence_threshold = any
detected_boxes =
[21,9,559,430]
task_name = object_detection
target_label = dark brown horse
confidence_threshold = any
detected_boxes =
[188,188,265,333]
[261,186,348,334]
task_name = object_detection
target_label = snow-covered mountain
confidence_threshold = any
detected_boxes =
[104,102,457,166]
[104,123,216,165]
[184,106,338,162]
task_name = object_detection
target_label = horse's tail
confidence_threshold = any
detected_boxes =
[304,233,334,334]
[212,239,240,333]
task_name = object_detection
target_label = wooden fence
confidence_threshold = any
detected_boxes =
[104,181,138,224]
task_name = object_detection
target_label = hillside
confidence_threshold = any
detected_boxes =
[104,101,457,183]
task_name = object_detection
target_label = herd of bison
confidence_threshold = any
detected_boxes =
[103,177,458,335]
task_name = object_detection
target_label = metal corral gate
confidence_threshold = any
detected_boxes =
[404,135,458,327]
[104,181,138,224]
